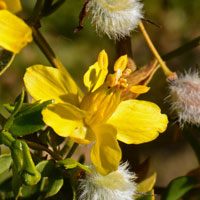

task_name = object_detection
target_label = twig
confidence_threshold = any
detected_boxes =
[25,140,62,160]
[66,143,79,158]
[28,0,45,26]
[162,36,200,61]
[42,0,67,17]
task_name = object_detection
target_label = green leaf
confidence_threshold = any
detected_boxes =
[0,154,12,174]
[37,160,55,177]
[161,176,198,200]
[11,140,41,186]
[0,169,12,185]
[0,48,15,75]
[21,184,38,198]
[44,174,64,198]
[36,160,64,198]
[9,100,52,136]
[3,89,25,131]
[57,158,90,172]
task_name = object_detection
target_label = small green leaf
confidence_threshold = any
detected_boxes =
[21,184,38,198]
[11,140,41,186]
[3,104,15,113]
[0,154,12,174]
[161,176,198,200]
[4,89,25,131]
[0,169,12,185]
[0,48,15,75]
[44,174,64,198]
[36,160,64,198]
[36,160,55,176]
[9,100,52,136]
[0,131,15,147]
[58,158,78,169]
[57,158,90,172]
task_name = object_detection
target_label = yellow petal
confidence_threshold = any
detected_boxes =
[114,55,127,72]
[137,172,157,193]
[3,0,22,13]
[42,103,94,144]
[0,10,32,53]
[83,62,99,90]
[90,124,122,175]
[24,65,79,105]
[107,100,168,144]
[83,62,108,92]
[84,50,108,92]
[97,49,108,70]
[130,85,150,94]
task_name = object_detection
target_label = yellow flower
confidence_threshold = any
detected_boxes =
[0,0,32,53]
[24,50,168,175]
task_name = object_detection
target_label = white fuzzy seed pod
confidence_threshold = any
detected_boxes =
[87,0,143,40]
[79,162,137,200]
[169,72,200,126]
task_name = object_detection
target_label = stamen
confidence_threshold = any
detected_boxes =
[107,68,130,89]
[122,68,132,77]
[98,49,108,69]
[114,55,128,72]
[107,74,118,87]
[116,69,123,79]
[119,78,128,88]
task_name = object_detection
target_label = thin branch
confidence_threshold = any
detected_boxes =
[31,27,63,70]
[66,143,79,158]
[162,36,200,61]
[25,140,62,160]
[42,0,67,17]
[28,0,45,26]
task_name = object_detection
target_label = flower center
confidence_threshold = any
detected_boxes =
[107,68,132,89]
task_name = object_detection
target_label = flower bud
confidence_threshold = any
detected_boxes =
[87,0,143,40]
[78,162,137,200]
[168,72,200,125]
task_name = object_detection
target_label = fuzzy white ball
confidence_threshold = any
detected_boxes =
[87,0,143,40]
[169,72,200,125]
[79,162,137,200]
